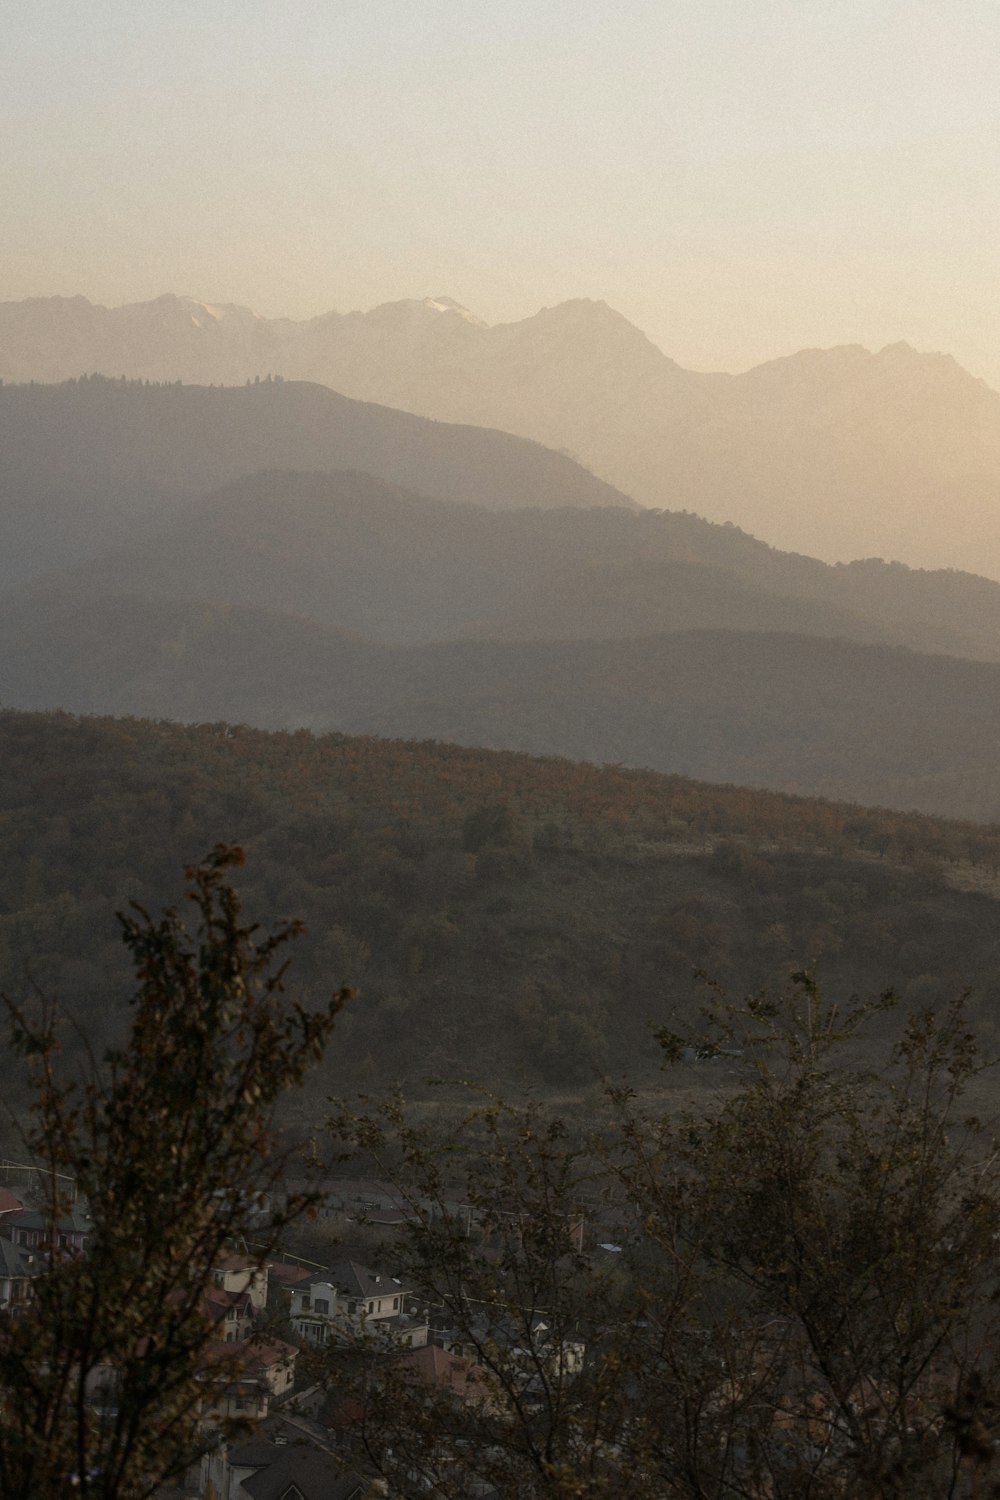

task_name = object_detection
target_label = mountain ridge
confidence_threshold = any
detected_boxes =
[8,584,1000,822]
[4,291,999,573]
[9,449,1000,661]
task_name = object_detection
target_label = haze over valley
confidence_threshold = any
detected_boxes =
[4,367,1000,825]
[6,291,1000,577]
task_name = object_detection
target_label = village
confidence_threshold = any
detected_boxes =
[0,1168,593,1500]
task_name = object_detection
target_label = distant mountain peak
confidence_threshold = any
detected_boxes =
[536,297,624,321]
[424,295,486,325]
[361,296,487,329]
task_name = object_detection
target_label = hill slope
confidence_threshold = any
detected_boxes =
[3,710,1000,1094]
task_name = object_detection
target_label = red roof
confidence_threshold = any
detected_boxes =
[204,1337,297,1371]
[0,1191,24,1215]
[202,1286,252,1324]
[394,1344,495,1403]
[246,1338,298,1369]
[266,1259,313,1289]
[213,1251,257,1272]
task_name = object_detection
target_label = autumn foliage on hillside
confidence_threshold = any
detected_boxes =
[3,709,1000,1092]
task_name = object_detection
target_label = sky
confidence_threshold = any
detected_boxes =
[3,0,1000,381]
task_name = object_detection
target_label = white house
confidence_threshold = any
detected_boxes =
[289,1260,427,1349]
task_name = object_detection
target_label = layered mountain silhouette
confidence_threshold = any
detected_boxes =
[9,447,1000,659]
[5,375,1000,822]
[6,588,1000,822]
[2,455,1000,819]
[0,375,632,586]
[4,293,1000,575]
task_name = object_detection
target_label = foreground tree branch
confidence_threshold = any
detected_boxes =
[0,844,349,1500]
[331,978,1000,1499]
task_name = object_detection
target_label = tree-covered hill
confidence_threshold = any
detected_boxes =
[3,710,1000,1096]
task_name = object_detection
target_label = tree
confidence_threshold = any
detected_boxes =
[0,844,348,1500]
[330,977,1000,1498]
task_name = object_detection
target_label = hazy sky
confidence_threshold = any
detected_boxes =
[4,0,1000,381]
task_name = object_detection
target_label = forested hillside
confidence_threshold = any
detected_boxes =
[4,710,1000,1097]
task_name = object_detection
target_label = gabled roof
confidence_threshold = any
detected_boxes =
[231,1439,361,1500]
[3,1208,90,1235]
[214,1251,258,1273]
[317,1393,365,1430]
[204,1337,297,1375]
[4,1211,47,1232]
[0,1190,24,1215]
[247,1338,298,1370]
[326,1259,402,1301]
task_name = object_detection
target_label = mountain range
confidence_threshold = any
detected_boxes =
[3,372,1000,820]
[4,292,1000,576]
[0,374,631,588]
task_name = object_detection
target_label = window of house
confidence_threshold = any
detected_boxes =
[368,1301,374,1313]
[348,1301,356,1314]
[314,1298,329,1314]
[300,1295,310,1310]
[393,1296,399,1309]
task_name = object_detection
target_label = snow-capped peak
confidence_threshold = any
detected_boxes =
[422,296,487,326]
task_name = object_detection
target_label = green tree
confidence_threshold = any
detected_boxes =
[0,845,348,1500]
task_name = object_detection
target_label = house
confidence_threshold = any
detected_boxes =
[3,1204,92,1255]
[203,1285,256,1344]
[211,1252,268,1312]
[288,1279,340,1347]
[0,1235,40,1317]
[327,1260,405,1323]
[198,1336,298,1428]
[199,1418,363,1500]
[244,1338,298,1401]
[434,1309,585,1387]
[517,1314,585,1380]
[206,1337,298,1400]
[289,1260,428,1349]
